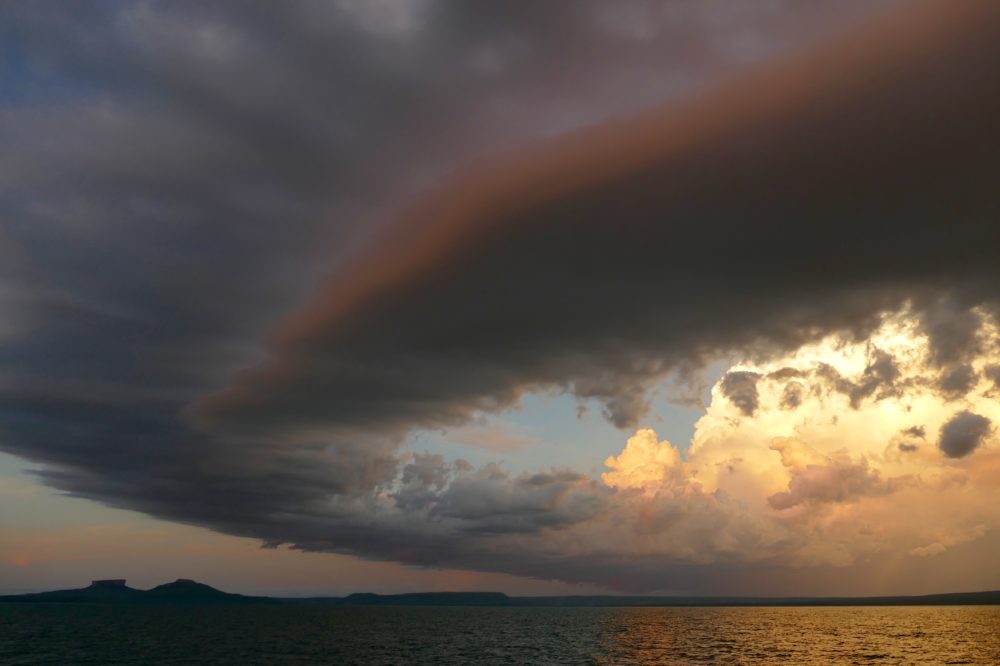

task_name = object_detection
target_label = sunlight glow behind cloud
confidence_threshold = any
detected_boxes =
[598,307,1000,573]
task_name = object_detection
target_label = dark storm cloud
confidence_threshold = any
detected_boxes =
[433,466,606,535]
[779,382,805,411]
[2,0,855,465]
[193,0,1000,444]
[1,0,877,436]
[983,365,1000,393]
[935,364,978,400]
[938,411,992,459]
[720,372,762,417]
[5,0,1000,592]
[918,298,985,367]
[814,347,903,409]
[896,426,924,453]
[767,368,806,411]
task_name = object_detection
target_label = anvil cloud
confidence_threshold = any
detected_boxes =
[2,0,1000,594]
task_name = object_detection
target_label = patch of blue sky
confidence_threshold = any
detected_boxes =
[406,361,729,477]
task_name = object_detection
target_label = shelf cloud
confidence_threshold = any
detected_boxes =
[3,0,1000,593]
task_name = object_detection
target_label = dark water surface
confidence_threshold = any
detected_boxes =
[2,604,998,664]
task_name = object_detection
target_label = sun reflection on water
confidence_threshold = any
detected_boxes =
[594,606,1000,665]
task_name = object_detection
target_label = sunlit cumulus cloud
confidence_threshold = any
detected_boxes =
[602,429,686,494]
[3,0,1000,594]
[653,310,1000,569]
[430,310,1000,582]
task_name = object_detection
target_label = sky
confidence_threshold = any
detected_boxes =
[2,0,1000,597]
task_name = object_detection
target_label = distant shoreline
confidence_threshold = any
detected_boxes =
[2,580,999,607]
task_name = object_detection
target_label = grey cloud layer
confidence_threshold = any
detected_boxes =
[939,412,992,459]
[193,0,1000,442]
[720,372,761,417]
[3,0,999,592]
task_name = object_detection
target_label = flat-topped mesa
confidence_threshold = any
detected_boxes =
[90,579,127,588]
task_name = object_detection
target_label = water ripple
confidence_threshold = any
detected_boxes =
[1,604,998,664]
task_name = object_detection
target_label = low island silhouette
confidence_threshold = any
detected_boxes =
[2,579,999,607]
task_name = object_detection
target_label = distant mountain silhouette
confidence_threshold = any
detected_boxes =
[2,581,999,606]
[0,579,144,603]
[0,579,273,605]
[139,579,274,604]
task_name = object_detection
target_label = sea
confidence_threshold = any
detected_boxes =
[2,604,998,664]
